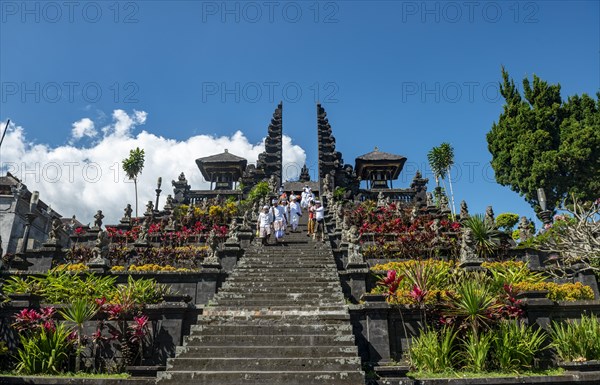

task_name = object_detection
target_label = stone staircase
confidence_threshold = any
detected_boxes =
[156,218,365,385]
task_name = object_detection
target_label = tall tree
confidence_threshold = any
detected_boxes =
[428,142,457,218]
[487,68,600,214]
[122,147,145,217]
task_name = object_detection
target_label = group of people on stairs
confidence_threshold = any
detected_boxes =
[256,186,325,245]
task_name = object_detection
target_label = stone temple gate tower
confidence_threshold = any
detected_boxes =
[256,102,283,186]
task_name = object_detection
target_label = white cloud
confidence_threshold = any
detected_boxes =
[1,111,306,224]
[70,118,96,142]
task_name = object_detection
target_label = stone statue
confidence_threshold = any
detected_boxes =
[459,200,470,221]
[410,206,418,222]
[340,216,351,243]
[121,204,133,223]
[205,229,220,263]
[242,210,252,230]
[164,195,174,211]
[251,202,259,221]
[69,215,77,231]
[334,201,344,227]
[186,203,195,218]
[439,195,450,213]
[460,227,478,263]
[47,218,62,244]
[93,210,104,229]
[323,173,333,200]
[145,201,154,216]
[346,225,365,267]
[166,215,176,231]
[485,206,495,228]
[426,192,435,207]
[136,217,150,245]
[430,218,441,242]
[518,216,532,242]
[227,219,240,243]
[91,230,110,261]
[268,175,278,193]
[377,191,386,207]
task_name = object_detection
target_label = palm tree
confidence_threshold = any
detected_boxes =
[427,142,457,219]
[60,299,98,372]
[122,147,145,217]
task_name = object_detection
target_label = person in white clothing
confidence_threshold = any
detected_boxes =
[314,200,325,242]
[271,199,287,243]
[256,205,272,245]
[300,186,310,209]
[288,195,302,232]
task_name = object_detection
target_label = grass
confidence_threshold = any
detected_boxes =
[0,372,131,378]
[407,368,564,379]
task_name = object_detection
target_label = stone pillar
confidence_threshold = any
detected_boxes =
[220,239,242,273]
[363,300,392,365]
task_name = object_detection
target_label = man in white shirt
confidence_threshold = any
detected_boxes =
[314,200,325,242]
[288,195,302,232]
[256,205,272,245]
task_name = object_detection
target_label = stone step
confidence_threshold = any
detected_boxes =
[197,314,351,325]
[166,356,361,371]
[205,306,348,313]
[226,276,338,282]
[156,370,365,385]
[190,323,353,335]
[174,345,359,358]
[237,263,338,269]
[216,292,344,301]
[211,300,341,307]
[183,333,356,346]
[219,286,343,294]
[234,266,337,271]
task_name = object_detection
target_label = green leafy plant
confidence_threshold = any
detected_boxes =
[461,330,495,372]
[550,314,600,362]
[247,181,270,203]
[446,277,500,343]
[112,275,170,305]
[16,322,73,374]
[493,320,546,372]
[59,299,99,372]
[495,213,519,232]
[463,214,500,258]
[482,261,545,292]
[409,326,459,373]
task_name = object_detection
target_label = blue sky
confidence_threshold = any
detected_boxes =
[1,0,599,224]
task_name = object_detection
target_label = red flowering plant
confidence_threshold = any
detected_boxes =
[348,201,461,260]
[376,270,404,298]
[92,292,151,368]
[12,307,56,334]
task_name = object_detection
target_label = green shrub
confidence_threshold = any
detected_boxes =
[495,213,519,232]
[461,330,495,372]
[0,270,168,305]
[512,281,594,301]
[481,261,545,292]
[550,314,600,362]
[493,321,546,372]
[409,326,458,373]
[463,215,500,258]
[16,323,73,374]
